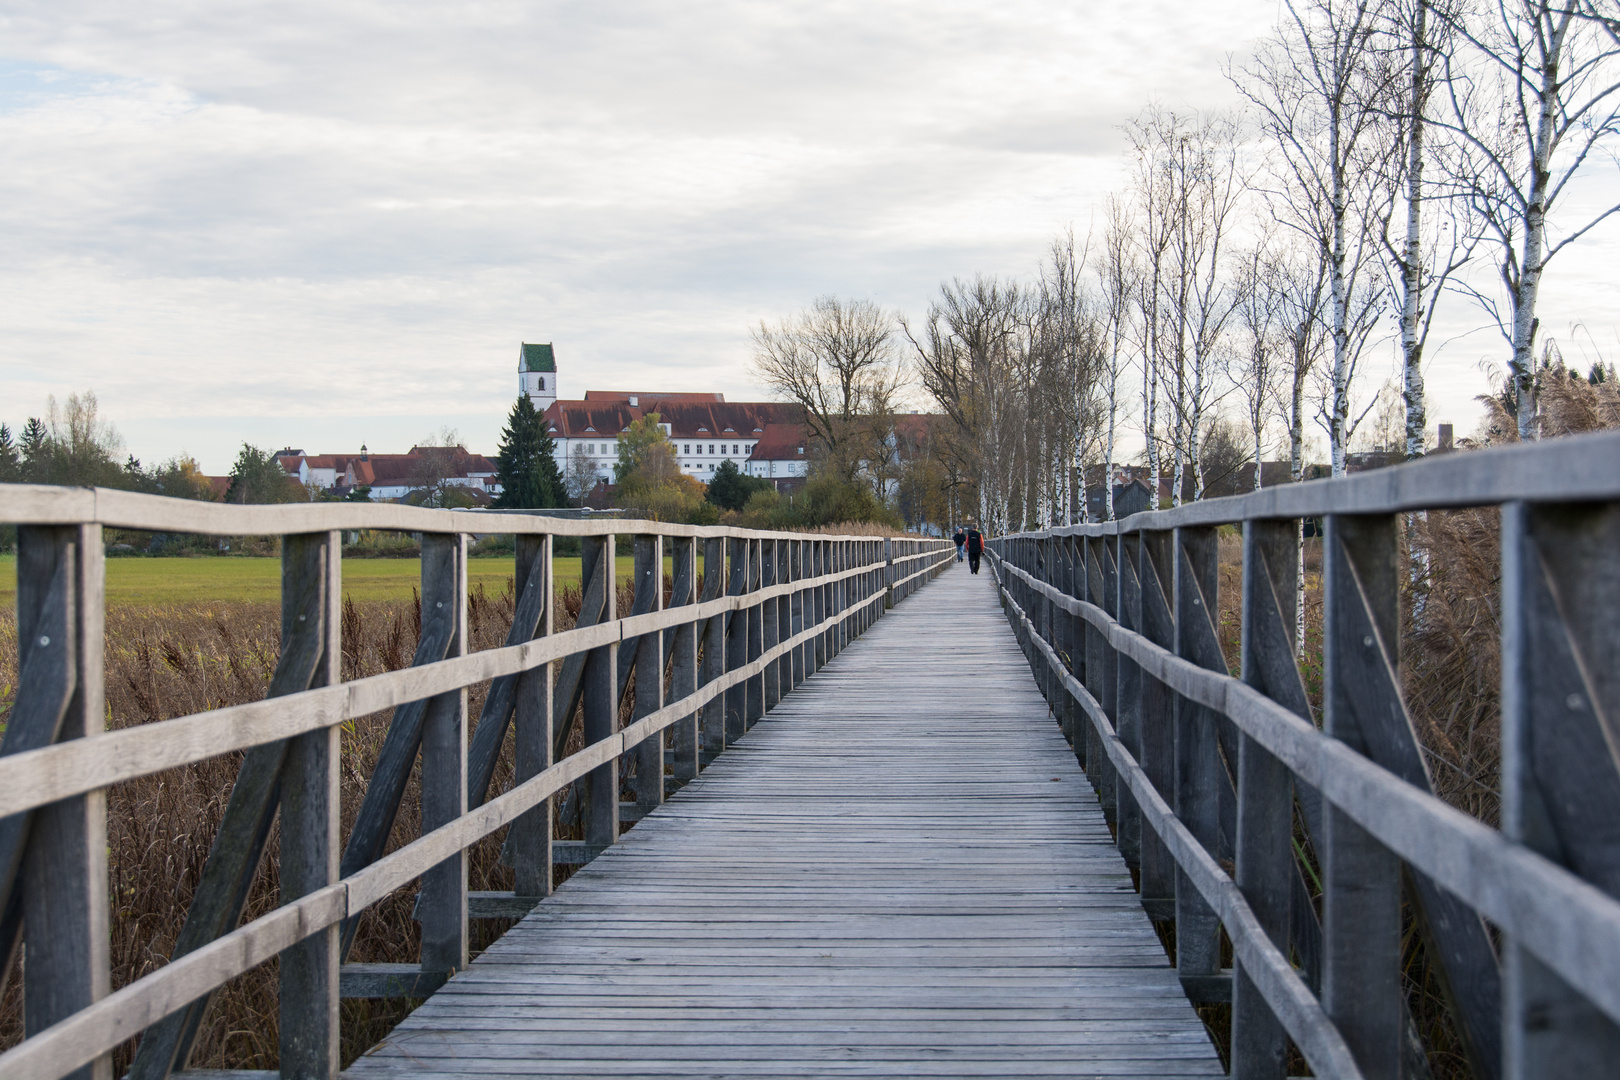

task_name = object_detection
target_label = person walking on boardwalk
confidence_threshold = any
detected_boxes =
[965,525,983,575]
[953,527,966,562]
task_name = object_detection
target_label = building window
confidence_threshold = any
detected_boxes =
[538,377,545,390]
[708,444,715,454]
[683,445,690,454]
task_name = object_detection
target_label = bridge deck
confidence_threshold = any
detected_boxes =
[346,563,1221,1078]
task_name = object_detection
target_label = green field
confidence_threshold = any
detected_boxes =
[0,554,658,609]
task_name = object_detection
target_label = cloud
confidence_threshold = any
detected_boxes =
[1,0,1605,472]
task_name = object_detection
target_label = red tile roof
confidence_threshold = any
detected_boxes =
[748,423,809,462]
[542,398,805,440]
[582,390,726,403]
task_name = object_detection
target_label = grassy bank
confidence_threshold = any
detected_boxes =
[0,554,651,609]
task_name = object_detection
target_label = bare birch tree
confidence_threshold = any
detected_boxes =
[1234,0,1397,476]
[1232,240,1287,490]
[1437,0,1620,440]
[1098,197,1137,519]
[1371,0,1482,459]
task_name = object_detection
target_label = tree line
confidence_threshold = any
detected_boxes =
[755,0,1620,536]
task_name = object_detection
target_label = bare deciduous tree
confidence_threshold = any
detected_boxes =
[563,443,600,506]
[1232,240,1287,491]
[751,296,907,489]
[1437,0,1620,439]
[1234,0,1396,475]
[1371,0,1482,458]
[1098,197,1137,519]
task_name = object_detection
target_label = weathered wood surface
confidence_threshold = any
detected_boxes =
[346,564,1220,1078]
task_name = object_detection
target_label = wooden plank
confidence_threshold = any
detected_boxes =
[346,564,1220,1079]
[339,964,449,999]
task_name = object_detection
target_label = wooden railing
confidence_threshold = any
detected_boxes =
[0,485,952,1080]
[986,428,1620,1080]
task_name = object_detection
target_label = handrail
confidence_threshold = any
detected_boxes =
[0,488,954,1080]
[984,433,1620,1080]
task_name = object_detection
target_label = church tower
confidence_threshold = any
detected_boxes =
[519,342,557,411]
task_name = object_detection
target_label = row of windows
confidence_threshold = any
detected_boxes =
[576,442,754,457]
[682,443,749,456]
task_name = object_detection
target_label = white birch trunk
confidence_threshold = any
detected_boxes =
[1402,0,1428,459]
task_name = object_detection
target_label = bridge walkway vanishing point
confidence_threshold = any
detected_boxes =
[346,562,1222,1079]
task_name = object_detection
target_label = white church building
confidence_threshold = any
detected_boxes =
[519,342,810,489]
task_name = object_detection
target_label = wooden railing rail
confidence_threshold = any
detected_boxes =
[0,484,952,1080]
[985,427,1620,1080]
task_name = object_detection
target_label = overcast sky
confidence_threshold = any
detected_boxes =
[2,0,1617,473]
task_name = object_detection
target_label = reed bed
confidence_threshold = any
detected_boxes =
[0,573,641,1072]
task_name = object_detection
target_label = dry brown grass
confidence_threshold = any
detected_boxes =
[0,572,645,1072]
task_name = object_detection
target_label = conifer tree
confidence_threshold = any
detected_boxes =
[18,417,49,481]
[494,395,564,508]
[0,423,18,482]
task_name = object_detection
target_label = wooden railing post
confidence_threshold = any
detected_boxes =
[9,524,111,1080]
[668,536,700,786]
[699,536,727,759]
[1034,538,1052,710]
[580,532,619,858]
[510,532,554,897]
[279,531,343,1079]
[1093,537,1120,821]
[812,541,827,673]
[1080,537,1108,797]
[1113,531,1144,873]
[1321,514,1402,1079]
[419,532,469,979]
[746,539,765,729]
[725,537,750,742]
[1172,526,1223,983]
[848,544,861,647]
[631,534,665,818]
[1231,519,1302,1080]
[762,539,782,713]
[1136,530,1177,915]
[1068,534,1088,770]
[789,540,806,690]
[829,541,844,656]
[1053,534,1076,744]
[1501,500,1620,1078]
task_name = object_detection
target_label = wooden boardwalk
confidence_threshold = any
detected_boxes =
[346,562,1221,1079]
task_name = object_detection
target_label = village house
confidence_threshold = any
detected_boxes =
[275,445,500,502]
[524,344,811,490]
